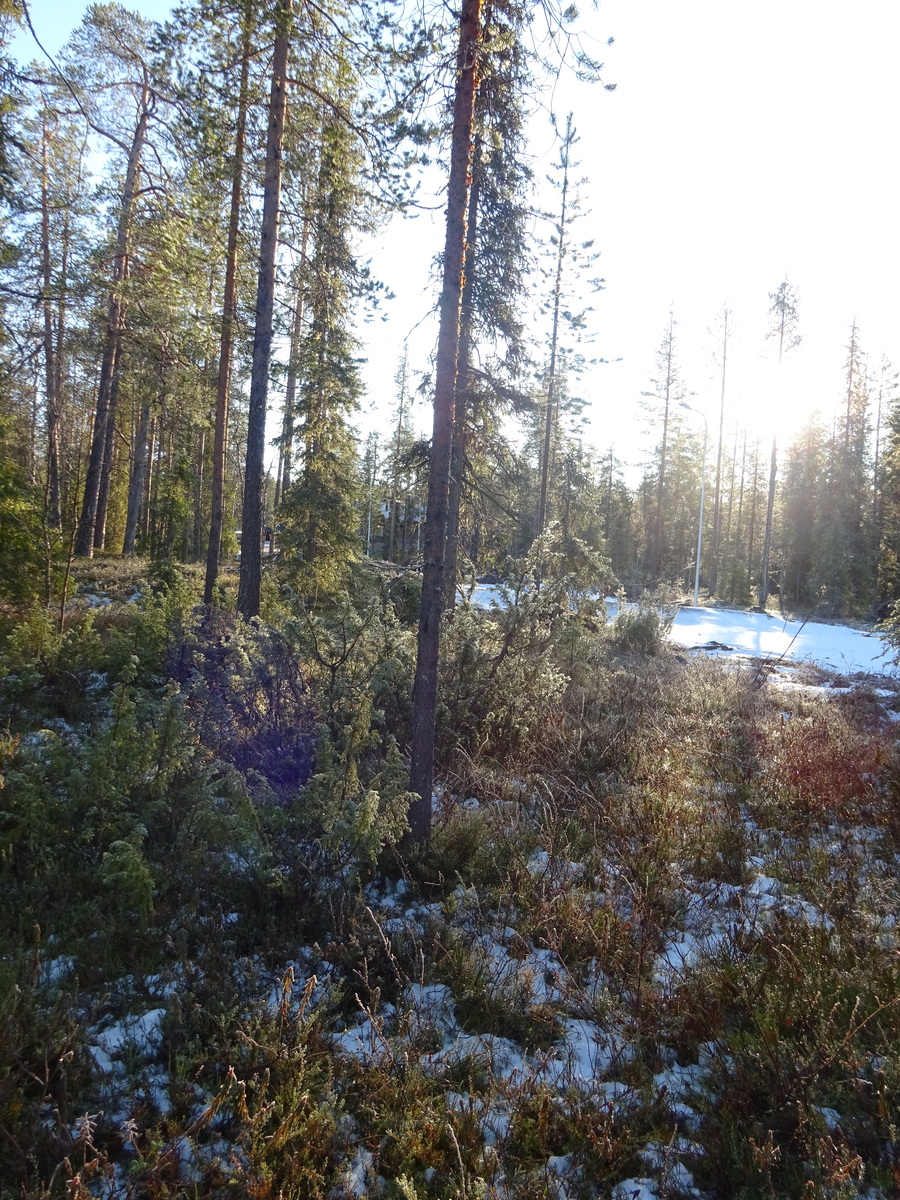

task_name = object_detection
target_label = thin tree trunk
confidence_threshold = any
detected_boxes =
[759,436,777,607]
[279,229,308,501]
[93,347,123,550]
[54,217,69,510]
[40,117,62,529]
[205,9,252,603]
[75,74,152,557]
[193,426,206,560]
[747,438,760,590]
[123,401,151,554]
[238,0,291,618]
[142,416,155,544]
[653,312,676,581]
[729,426,745,600]
[408,0,482,845]
[537,117,573,538]
[710,307,728,593]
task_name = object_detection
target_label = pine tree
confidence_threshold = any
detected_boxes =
[67,5,159,557]
[409,0,483,845]
[872,357,898,603]
[535,114,600,539]
[445,0,533,603]
[238,0,291,619]
[877,368,900,603]
[385,347,415,563]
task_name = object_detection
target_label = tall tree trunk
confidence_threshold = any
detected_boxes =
[408,0,482,845]
[747,438,760,589]
[193,426,206,560]
[759,437,777,607]
[40,117,62,528]
[652,312,676,582]
[537,118,573,538]
[237,0,291,618]
[93,349,123,550]
[728,425,745,600]
[75,75,151,557]
[205,10,252,603]
[388,350,409,563]
[54,216,70,512]
[123,400,151,554]
[710,307,728,593]
[142,415,155,544]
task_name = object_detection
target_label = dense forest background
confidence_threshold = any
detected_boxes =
[2,0,899,623]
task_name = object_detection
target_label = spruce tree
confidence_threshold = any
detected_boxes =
[812,320,873,614]
[640,309,685,585]
[445,0,533,603]
[535,114,600,539]
[278,99,367,593]
[759,275,801,607]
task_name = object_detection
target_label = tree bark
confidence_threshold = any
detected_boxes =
[408,0,482,845]
[237,0,291,619]
[204,8,252,603]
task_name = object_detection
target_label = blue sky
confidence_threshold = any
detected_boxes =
[13,0,900,476]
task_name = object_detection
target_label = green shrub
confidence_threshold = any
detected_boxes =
[609,591,675,654]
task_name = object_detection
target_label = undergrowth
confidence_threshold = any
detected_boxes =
[1,555,900,1197]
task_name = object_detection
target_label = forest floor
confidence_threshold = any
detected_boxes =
[2,562,900,1199]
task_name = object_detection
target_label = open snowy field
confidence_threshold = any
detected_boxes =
[663,604,890,675]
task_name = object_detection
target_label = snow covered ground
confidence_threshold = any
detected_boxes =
[665,604,892,675]
[465,585,896,676]
[32,583,898,1198]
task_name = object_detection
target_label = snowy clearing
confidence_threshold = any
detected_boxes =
[466,585,896,676]
[665,603,893,675]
